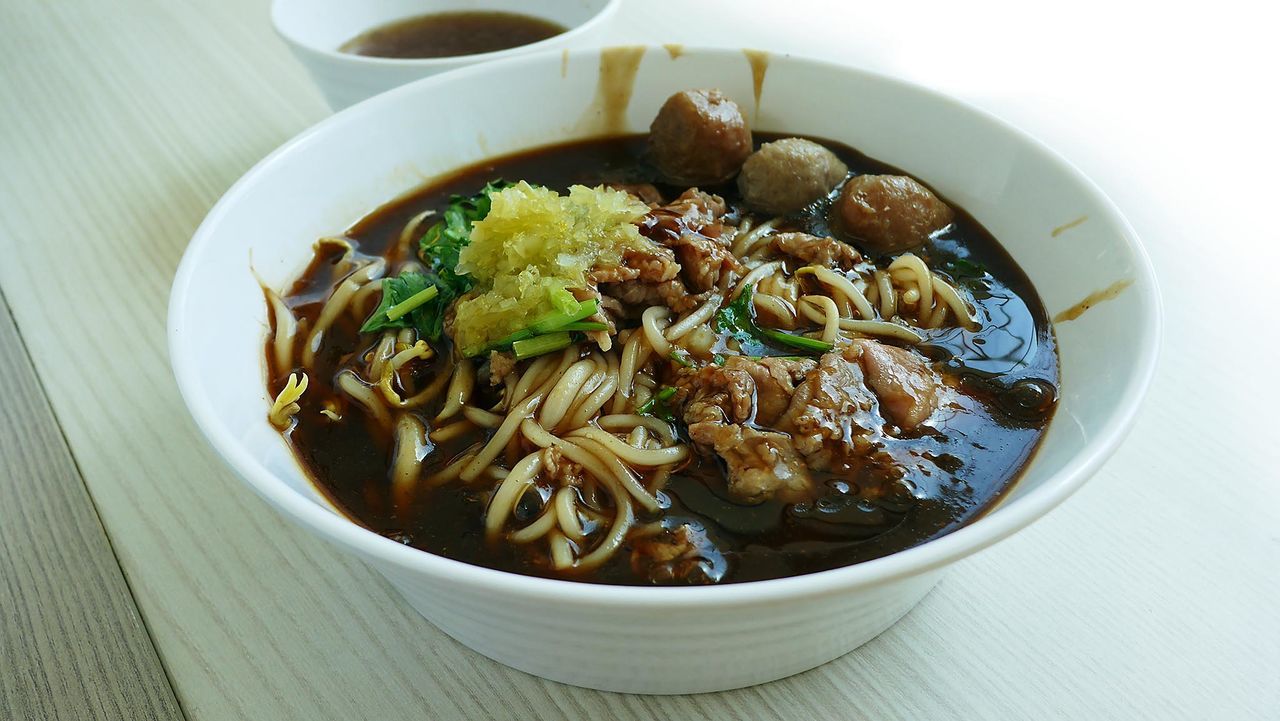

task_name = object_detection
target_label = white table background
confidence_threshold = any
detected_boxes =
[1,0,1276,719]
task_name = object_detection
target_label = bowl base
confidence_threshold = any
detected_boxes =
[380,565,943,694]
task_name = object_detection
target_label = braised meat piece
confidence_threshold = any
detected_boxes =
[621,245,683,283]
[830,174,954,254]
[675,356,818,504]
[648,89,752,186]
[640,189,740,293]
[590,243,682,284]
[721,355,815,425]
[670,234,739,292]
[677,363,756,426]
[641,188,728,243]
[595,242,701,314]
[687,422,813,504]
[737,137,848,214]
[771,232,862,271]
[853,339,947,431]
[487,350,516,386]
[629,523,726,584]
[541,446,584,488]
[675,355,813,428]
[776,349,883,471]
[602,279,703,314]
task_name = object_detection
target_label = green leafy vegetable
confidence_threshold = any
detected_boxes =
[360,273,438,335]
[419,179,514,287]
[637,386,679,422]
[943,257,989,290]
[945,257,986,277]
[407,180,514,340]
[714,285,834,356]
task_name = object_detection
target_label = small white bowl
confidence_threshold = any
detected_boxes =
[169,47,1161,694]
[272,0,621,109]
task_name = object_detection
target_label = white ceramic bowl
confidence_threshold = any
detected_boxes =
[273,0,621,110]
[169,47,1160,694]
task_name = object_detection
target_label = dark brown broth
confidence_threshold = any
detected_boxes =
[269,135,1058,585]
[339,11,566,60]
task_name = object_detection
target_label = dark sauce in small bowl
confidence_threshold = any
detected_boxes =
[339,11,567,60]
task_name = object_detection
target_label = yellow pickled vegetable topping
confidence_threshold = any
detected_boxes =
[452,182,648,353]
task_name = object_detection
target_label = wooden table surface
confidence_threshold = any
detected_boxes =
[2,1,1276,719]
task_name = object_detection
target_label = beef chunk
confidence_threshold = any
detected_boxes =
[722,355,815,426]
[590,243,682,284]
[830,174,954,254]
[771,232,862,270]
[639,189,740,293]
[853,339,947,431]
[688,422,813,504]
[670,234,739,292]
[602,278,704,314]
[596,242,702,314]
[677,363,756,426]
[629,523,725,584]
[776,349,883,471]
[641,188,728,243]
[487,351,516,386]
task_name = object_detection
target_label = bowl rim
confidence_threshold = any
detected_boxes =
[270,0,623,68]
[169,45,1162,607]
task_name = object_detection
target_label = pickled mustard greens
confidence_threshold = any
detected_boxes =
[452,182,649,354]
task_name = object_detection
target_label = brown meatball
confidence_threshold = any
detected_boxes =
[830,175,954,254]
[737,138,848,215]
[648,89,752,186]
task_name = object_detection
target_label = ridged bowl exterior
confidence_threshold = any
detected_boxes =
[378,561,943,693]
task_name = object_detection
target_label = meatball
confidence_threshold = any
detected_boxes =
[737,138,848,214]
[830,174,954,254]
[648,89,752,186]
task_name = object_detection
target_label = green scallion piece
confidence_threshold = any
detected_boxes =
[558,321,609,332]
[529,298,600,334]
[513,331,574,359]
[384,285,439,322]
[637,386,678,419]
[758,328,834,353]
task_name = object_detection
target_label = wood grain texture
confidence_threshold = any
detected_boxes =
[0,293,184,721]
[0,0,1276,719]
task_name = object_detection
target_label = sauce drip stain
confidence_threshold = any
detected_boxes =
[663,43,685,59]
[743,49,770,117]
[1051,215,1088,237]
[578,46,647,136]
[1053,279,1133,322]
